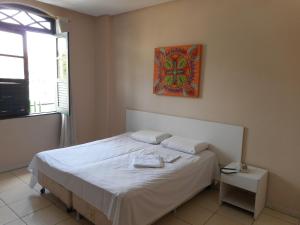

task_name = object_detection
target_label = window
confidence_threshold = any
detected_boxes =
[0,4,70,118]
[0,30,25,79]
[0,4,56,34]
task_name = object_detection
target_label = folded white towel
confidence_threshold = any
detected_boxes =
[133,155,164,168]
[162,154,181,163]
[144,152,181,163]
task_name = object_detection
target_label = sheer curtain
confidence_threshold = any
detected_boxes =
[60,113,76,147]
[56,18,77,147]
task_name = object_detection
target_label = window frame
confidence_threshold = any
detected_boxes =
[0,26,30,119]
[0,4,58,119]
[0,26,28,80]
[0,4,56,35]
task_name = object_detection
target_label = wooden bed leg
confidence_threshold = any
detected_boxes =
[40,188,46,194]
[76,212,82,221]
[66,207,73,213]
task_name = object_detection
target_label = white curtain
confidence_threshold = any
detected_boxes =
[60,113,76,147]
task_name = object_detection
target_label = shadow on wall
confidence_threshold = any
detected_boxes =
[266,172,300,218]
[199,44,207,99]
[242,129,300,219]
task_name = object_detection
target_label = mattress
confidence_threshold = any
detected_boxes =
[67,146,218,225]
[29,133,152,188]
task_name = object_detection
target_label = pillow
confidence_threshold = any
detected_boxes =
[130,130,172,144]
[161,136,208,154]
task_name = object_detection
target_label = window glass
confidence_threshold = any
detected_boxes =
[29,23,43,29]
[14,11,34,25]
[0,7,54,33]
[40,21,51,30]
[28,13,46,22]
[27,31,57,113]
[0,30,24,56]
[57,37,68,80]
[0,12,7,20]
[0,9,19,16]
[2,18,19,25]
[0,56,24,79]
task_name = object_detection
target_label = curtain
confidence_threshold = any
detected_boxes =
[60,113,76,147]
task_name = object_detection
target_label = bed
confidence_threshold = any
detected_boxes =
[29,109,244,225]
[29,133,153,209]
[69,146,217,225]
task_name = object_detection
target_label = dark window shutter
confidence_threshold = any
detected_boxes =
[56,32,70,115]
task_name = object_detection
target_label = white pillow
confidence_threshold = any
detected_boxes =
[130,130,172,144]
[161,136,208,154]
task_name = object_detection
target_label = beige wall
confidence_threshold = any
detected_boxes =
[0,0,299,218]
[0,114,60,171]
[0,0,97,170]
[103,0,300,217]
[95,16,112,138]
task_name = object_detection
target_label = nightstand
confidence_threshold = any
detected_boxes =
[219,162,268,219]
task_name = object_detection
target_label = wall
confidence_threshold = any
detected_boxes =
[95,16,112,138]
[0,115,60,171]
[105,0,300,217]
[0,0,97,170]
[0,0,299,218]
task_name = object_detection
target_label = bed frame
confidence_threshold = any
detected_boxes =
[39,109,244,225]
[38,171,72,210]
[73,194,111,225]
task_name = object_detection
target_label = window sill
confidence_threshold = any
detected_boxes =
[0,112,60,120]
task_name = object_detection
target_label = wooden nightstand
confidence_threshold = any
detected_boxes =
[219,162,268,219]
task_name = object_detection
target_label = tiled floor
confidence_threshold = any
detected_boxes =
[0,168,299,225]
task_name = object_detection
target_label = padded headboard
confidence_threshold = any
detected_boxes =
[126,109,244,166]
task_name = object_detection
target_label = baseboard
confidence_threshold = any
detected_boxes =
[266,202,300,219]
[0,163,29,173]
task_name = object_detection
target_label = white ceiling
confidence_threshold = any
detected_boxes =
[37,0,175,16]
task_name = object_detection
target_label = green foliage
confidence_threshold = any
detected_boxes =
[58,53,68,80]
[164,75,173,86]
[177,75,187,87]
[165,58,173,69]
[178,57,187,69]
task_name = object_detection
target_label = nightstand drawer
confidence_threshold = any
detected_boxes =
[221,174,258,192]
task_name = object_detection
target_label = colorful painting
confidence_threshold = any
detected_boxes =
[153,44,203,97]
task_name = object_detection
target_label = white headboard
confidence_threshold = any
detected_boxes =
[126,109,244,166]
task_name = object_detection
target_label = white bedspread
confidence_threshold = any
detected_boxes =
[28,133,152,188]
[67,146,218,225]
[29,134,218,225]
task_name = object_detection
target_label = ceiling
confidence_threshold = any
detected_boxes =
[37,0,175,16]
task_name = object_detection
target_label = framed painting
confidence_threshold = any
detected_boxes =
[153,44,203,97]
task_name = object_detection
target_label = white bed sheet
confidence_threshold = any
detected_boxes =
[29,133,152,188]
[67,146,218,225]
